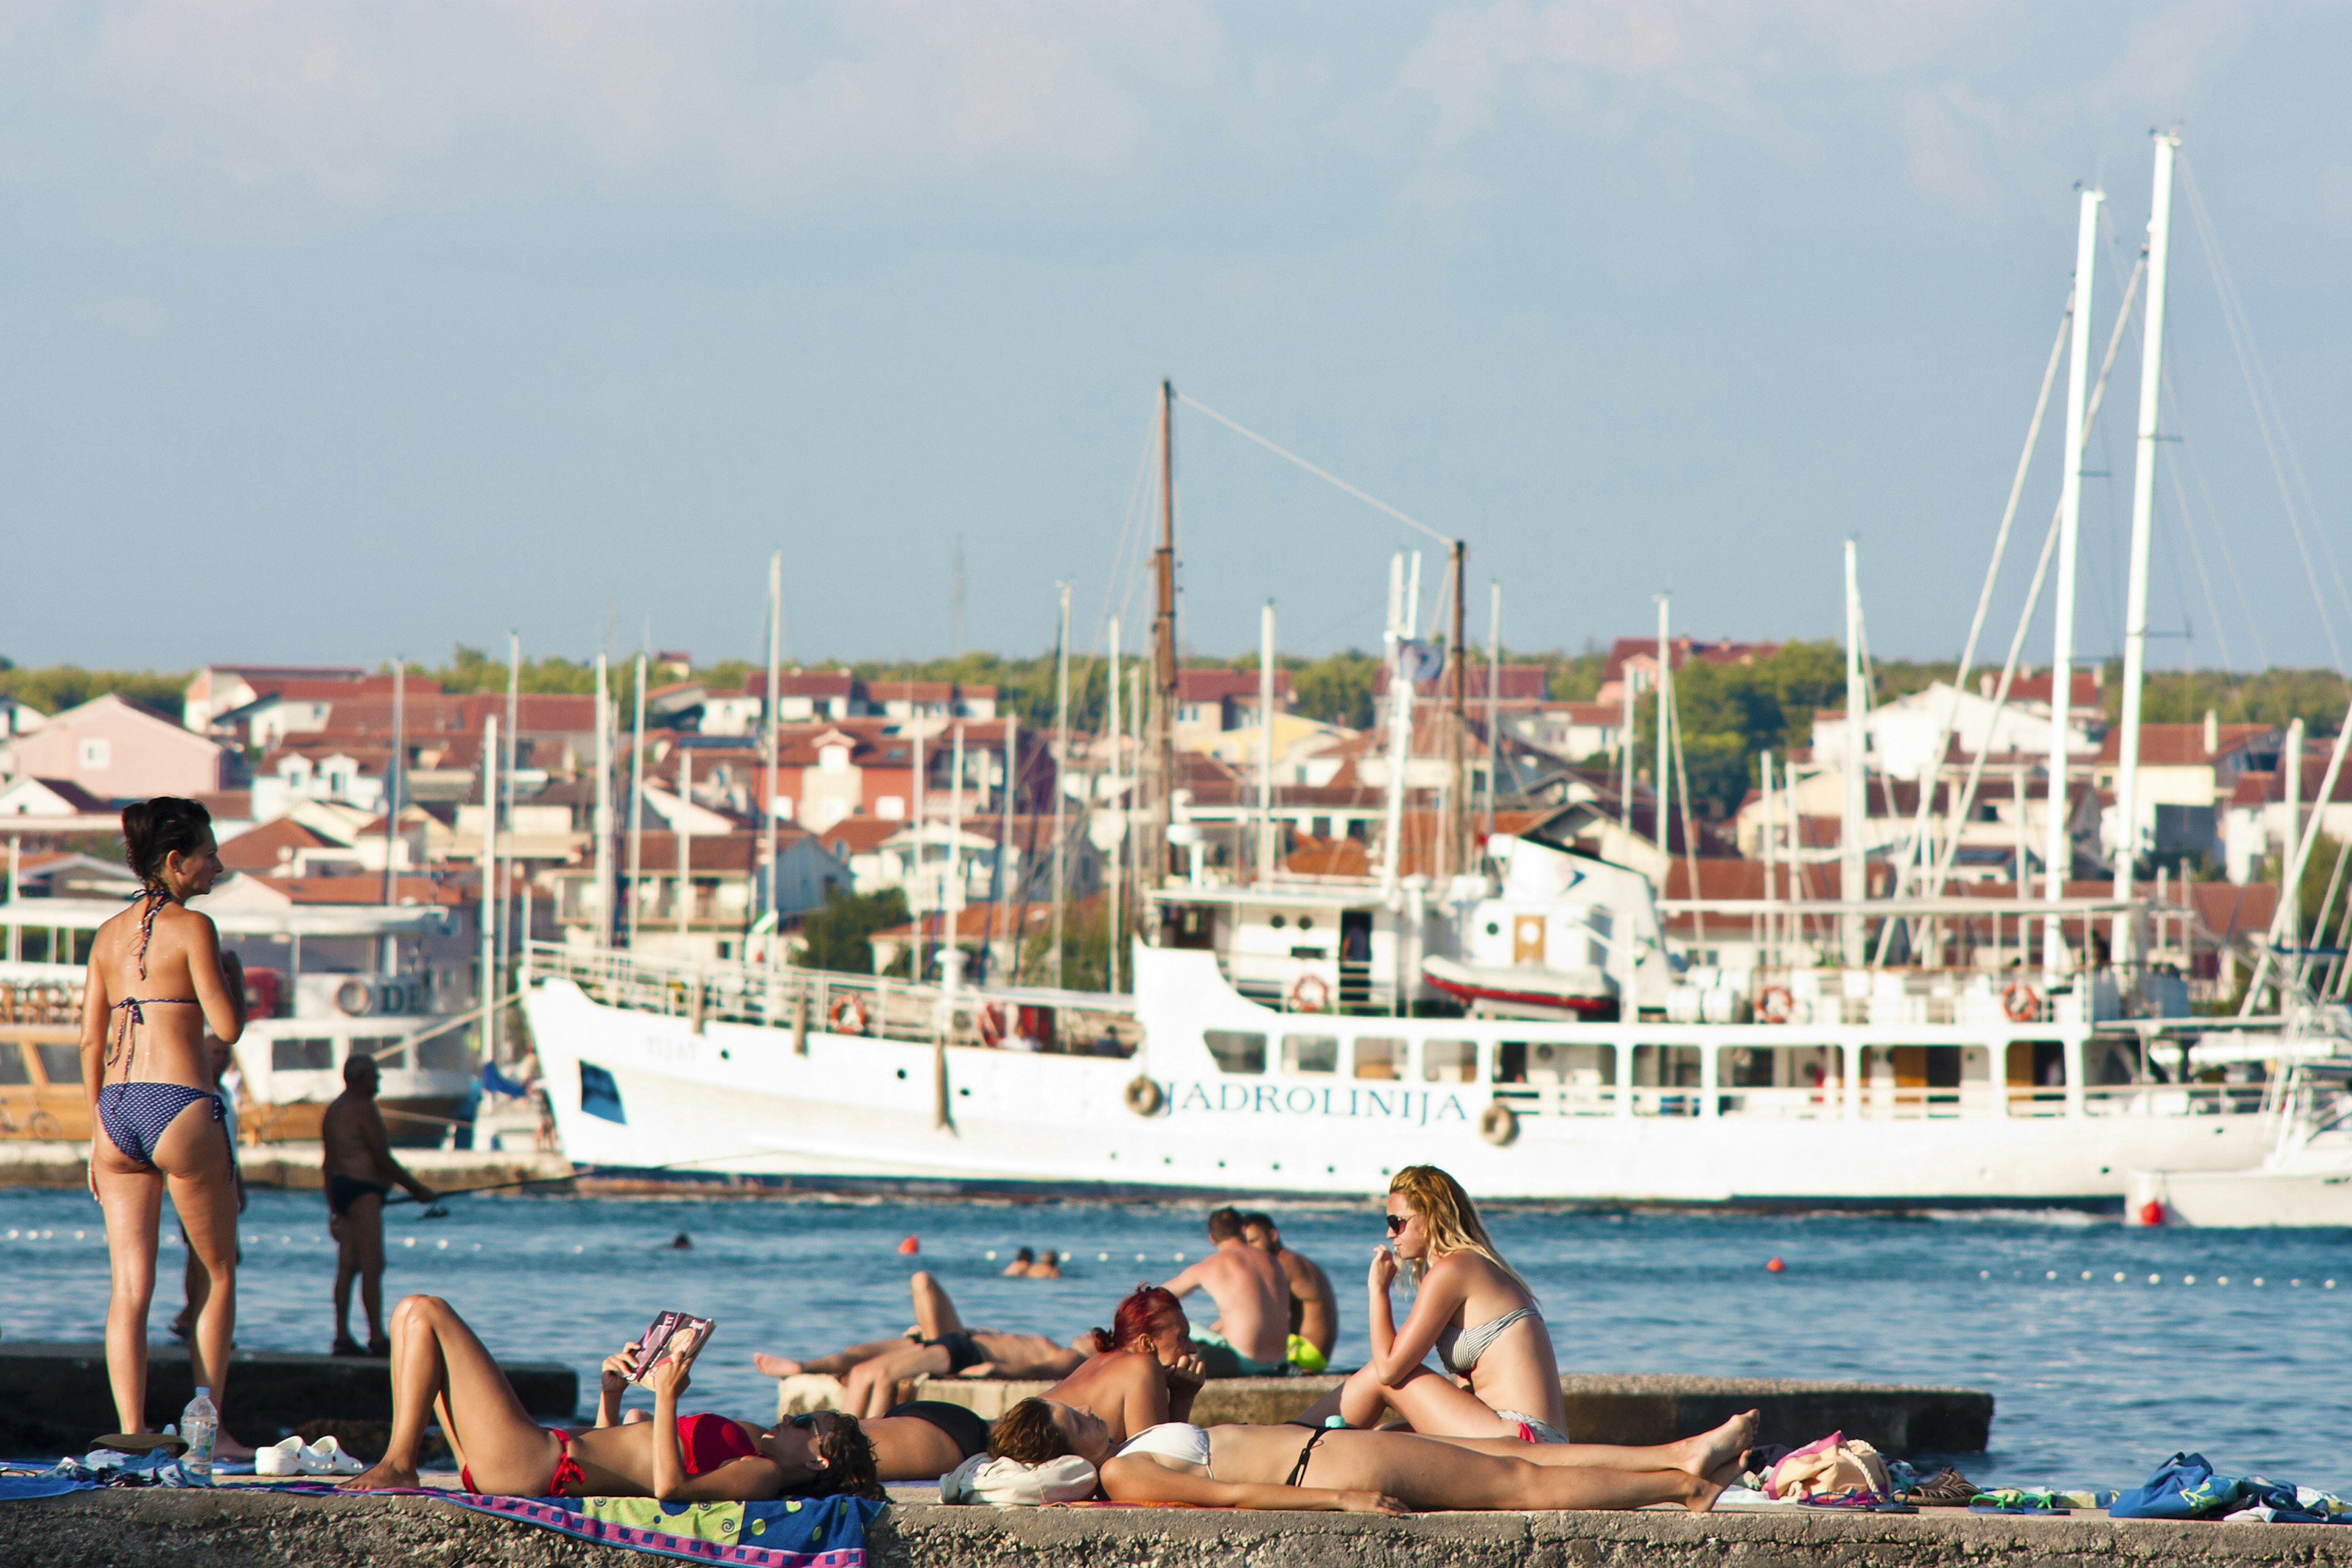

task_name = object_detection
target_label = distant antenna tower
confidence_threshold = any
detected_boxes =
[951,533,967,655]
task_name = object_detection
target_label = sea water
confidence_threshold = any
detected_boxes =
[3,1188,2345,1490]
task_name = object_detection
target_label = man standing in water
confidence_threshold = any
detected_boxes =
[322,1054,436,1356]
[1162,1207,1291,1377]
[1241,1211,1336,1373]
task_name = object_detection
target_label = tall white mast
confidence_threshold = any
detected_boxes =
[1105,616,1121,993]
[2045,185,2104,989]
[593,653,614,949]
[763,552,783,950]
[501,631,519,992]
[1257,600,1277,883]
[1485,582,1501,843]
[948,720,966,978]
[1380,554,1417,896]
[2114,131,2179,966]
[626,650,647,947]
[479,714,499,1055]
[1654,595,1672,856]
[1842,541,1867,966]
[1050,582,1071,989]
[1619,657,1634,837]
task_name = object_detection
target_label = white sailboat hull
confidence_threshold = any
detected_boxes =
[521,948,2276,1207]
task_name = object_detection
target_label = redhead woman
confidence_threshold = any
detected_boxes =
[1035,1286,1207,1449]
[80,798,247,1449]
[1297,1165,1568,1444]
[987,1396,1749,1514]
[341,1294,882,1499]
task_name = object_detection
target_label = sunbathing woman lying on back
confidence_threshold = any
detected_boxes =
[340,1294,883,1499]
[986,1396,1757,1515]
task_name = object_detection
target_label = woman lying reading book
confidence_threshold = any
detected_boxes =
[339,1294,883,1499]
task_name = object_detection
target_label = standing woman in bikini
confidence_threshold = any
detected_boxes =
[80,798,247,1446]
[1297,1164,1570,1444]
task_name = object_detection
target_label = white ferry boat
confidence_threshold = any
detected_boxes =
[519,833,2318,1208]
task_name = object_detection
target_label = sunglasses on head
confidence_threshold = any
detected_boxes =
[1385,1213,1409,1234]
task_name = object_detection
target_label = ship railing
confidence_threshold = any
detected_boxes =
[1491,1084,1618,1118]
[526,942,1139,1054]
[2079,1082,2266,1118]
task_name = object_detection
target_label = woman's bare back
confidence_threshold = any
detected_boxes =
[83,898,226,1090]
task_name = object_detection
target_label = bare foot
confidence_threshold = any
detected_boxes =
[338,1460,418,1492]
[1677,1409,1758,1479]
[753,1352,804,1378]
[1684,1476,1725,1514]
[214,1431,256,1462]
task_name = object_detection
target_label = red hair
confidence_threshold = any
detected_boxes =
[1087,1284,1187,1355]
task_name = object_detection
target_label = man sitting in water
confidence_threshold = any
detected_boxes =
[1161,1207,1291,1378]
[1242,1211,1336,1373]
[1001,1248,1036,1277]
[752,1270,1091,1417]
[322,1053,437,1357]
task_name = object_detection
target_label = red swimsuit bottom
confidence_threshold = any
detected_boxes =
[458,1415,754,1495]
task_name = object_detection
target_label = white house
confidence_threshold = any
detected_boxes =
[1808,680,2100,783]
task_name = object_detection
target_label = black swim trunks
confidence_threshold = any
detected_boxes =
[921,1330,984,1374]
[884,1399,991,1460]
[328,1175,391,1216]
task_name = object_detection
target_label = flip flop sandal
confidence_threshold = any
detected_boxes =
[1904,1468,1981,1506]
[93,1433,188,1457]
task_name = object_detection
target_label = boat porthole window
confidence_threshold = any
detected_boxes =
[959,1087,971,1097]
[1298,916,1313,932]
[895,1068,908,1080]
[719,1049,731,1060]
[1485,922,1500,937]
[1271,913,1287,930]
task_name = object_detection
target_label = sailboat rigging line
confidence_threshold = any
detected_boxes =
[2165,358,2302,723]
[1896,253,2142,934]
[2180,157,2351,670]
[2163,443,2237,674]
[1880,296,2073,918]
[1173,393,1456,548]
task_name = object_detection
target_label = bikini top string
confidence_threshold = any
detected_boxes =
[106,884,177,1073]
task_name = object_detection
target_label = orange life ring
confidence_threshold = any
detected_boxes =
[2002,981,2042,1023]
[1289,973,1331,1014]
[829,995,869,1036]
[1755,984,1795,1024]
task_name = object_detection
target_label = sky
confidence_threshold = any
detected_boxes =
[4,0,2351,676]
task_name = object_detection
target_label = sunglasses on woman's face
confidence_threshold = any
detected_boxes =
[1385,1213,1409,1234]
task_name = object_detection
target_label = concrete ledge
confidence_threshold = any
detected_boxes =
[9,1489,2351,1568]
[0,1140,572,1191]
[0,1342,576,1452]
[894,1373,1994,1455]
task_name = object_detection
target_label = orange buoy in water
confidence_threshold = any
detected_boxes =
[2138,1201,2164,1227]
[898,1235,920,1255]
[1766,1256,1785,1273]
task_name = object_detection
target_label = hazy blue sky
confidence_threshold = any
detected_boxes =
[5,1,2350,674]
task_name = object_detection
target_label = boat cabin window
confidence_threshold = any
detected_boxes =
[34,1043,80,1086]
[1204,1030,1267,1075]
[1631,1045,1701,1088]
[1494,1041,1526,1084]
[1283,1035,1339,1075]
[1353,1037,1403,1080]
[0,1046,29,1085]
[1423,1039,1477,1084]
[352,1036,406,1069]
[2005,1040,2067,1088]
[274,1038,333,1072]
[1513,1042,1615,1088]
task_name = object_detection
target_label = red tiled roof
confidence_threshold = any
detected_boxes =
[2094,723,2275,766]
[1177,668,1295,702]
[1375,664,1548,700]
[260,873,472,906]
[217,816,331,872]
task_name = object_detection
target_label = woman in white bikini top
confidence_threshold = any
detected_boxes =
[1293,1165,1571,1444]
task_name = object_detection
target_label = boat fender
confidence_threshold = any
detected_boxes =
[1289,973,1331,1014]
[2136,1200,2164,1227]
[829,995,869,1036]
[2001,981,2041,1023]
[336,979,375,1017]
[1123,1075,1164,1117]
[1477,1101,1517,1147]
[1755,984,1794,1025]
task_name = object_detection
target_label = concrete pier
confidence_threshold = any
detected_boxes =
[0,1139,572,1192]
[885,1373,1994,1456]
[9,1488,2352,1568]
[0,1342,576,1453]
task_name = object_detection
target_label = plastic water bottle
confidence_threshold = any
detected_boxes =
[180,1387,217,1483]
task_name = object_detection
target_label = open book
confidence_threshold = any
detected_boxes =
[625,1311,714,1382]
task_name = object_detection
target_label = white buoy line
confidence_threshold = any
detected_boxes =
[1985,1266,2334,1288]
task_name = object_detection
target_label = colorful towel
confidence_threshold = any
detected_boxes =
[443,1492,881,1565]
[2110,1454,2350,1525]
